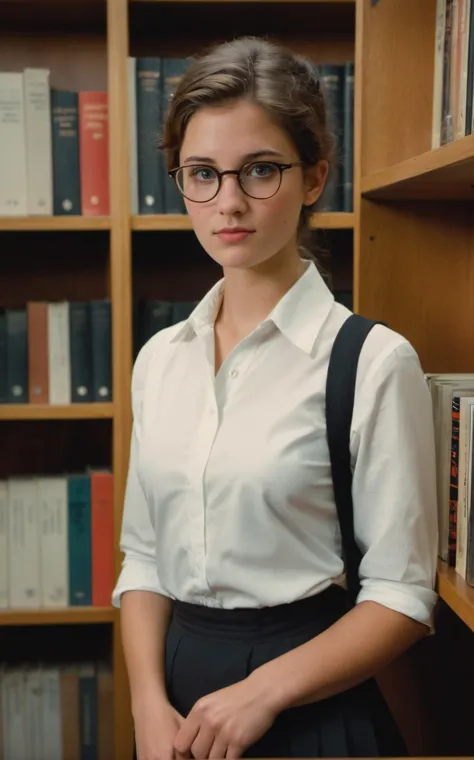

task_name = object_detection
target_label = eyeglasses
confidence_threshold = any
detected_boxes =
[168,160,304,203]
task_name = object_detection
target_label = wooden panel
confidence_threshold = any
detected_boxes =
[362,134,474,200]
[0,33,107,91]
[0,404,114,421]
[357,200,474,374]
[0,419,112,479]
[360,0,436,177]
[132,212,355,231]
[130,2,355,59]
[0,608,115,627]
[0,217,110,231]
[0,231,110,307]
[437,560,474,632]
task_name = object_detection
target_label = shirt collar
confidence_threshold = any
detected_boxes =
[171,260,335,355]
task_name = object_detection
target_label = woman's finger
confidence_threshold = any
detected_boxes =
[209,738,228,759]
[191,727,215,759]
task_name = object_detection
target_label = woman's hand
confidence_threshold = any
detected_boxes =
[134,697,188,760]
[173,676,277,759]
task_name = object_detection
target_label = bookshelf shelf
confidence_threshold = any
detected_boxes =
[0,403,114,421]
[0,607,115,627]
[0,216,110,232]
[361,135,474,201]
[437,560,474,634]
[132,212,354,232]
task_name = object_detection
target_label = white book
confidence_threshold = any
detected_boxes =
[0,481,8,608]
[456,396,474,577]
[128,56,139,215]
[23,68,53,215]
[25,668,43,759]
[6,670,27,760]
[42,669,62,760]
[8,478,41,608]
[0,666,10,760]
[432,0,447,149]
[48,302,71,405]
[455,0,472,139]
[38,477,69,607]
[0,72,28,216]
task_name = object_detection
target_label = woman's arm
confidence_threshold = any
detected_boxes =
[248,600,426,711]
[121,590,172,711]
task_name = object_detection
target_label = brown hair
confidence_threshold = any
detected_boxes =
[160,36,335,256]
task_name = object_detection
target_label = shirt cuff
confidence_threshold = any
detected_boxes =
[356,578,438,629]
[112,555,166,608]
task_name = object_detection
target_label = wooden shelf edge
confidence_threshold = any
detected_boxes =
[0,607,116,627]
[0,403,114,421]
[437,559,474,632]
[132,212,354,232]
[0,216,110,232]
[132,0,354,4]
[360,134,474,199]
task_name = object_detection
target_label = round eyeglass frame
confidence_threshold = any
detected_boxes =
[168,160,304,203]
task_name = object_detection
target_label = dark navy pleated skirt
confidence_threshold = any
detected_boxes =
[163,584,408,758]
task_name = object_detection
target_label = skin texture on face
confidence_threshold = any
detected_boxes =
[178,99,327,276]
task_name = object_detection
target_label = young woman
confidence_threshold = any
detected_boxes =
[112,37,438,760]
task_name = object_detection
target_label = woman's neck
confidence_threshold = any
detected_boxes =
[216,250,306,338]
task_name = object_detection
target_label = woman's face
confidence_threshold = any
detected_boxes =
[178,99,326,272]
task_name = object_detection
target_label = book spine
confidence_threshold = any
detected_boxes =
[90,300,112,402]
[42,669,62,760]
[162,59,188,214]
[91,472,114,607]
[0,481,8,609]
[23,68,53,215]
[465,0,474,132]
[51,89,82,215]
[0,72,28,216]
[6,308,28,404]
[79,91,110,216]
[448,395,460,566]
[0,309,7,403]
[8,478,41,608]
[69,301,93,403]
[48,302,71,405]
[79,665,98,760]
[465,407,474,584]
[127,57,139,216]
[27,301,49,404]
[25,668,43,759]
[68,475,92,606]
[61,666,81,760]
[442,0,454,143]
[39,477,69,607]
[433,0,448,148]
[456,0,471,139]
[97,664,114,759]
[342,62,354,213]
[136,57,165,214]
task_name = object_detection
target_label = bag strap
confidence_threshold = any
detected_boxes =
[325,313,382,606]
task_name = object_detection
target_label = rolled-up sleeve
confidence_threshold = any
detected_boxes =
[112,342,164,607]
[351,340,438,627]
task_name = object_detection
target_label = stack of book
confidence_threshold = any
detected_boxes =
[432,0,474,147]
[0,471,114,609]
[0,662,113,759]
[0,300,112,405]
[427,373,474,583]
[0,68,108,217]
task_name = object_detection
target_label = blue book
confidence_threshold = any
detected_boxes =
[51,90,81,215]
[136,58,165,214]
[79,665,98,760]
[68,475,92,606]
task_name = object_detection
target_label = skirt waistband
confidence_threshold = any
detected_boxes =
[172,584,348,640]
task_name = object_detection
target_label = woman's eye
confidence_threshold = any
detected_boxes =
[248,162,276,178]
[190,167,215,182]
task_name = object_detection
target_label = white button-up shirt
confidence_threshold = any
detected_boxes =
[112,261,438,626]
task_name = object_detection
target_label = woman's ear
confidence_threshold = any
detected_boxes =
[302,160,329,206]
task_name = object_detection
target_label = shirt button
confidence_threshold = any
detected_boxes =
[230,368,239,378]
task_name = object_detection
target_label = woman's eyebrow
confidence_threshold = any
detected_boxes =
[182,149,285,164]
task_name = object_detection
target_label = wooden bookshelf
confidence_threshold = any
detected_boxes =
[0,403,114,421]
[0,607,116,627]
[437,561,474,634]
[132,212,355,231]
[361,134,474,201]
[0,216,110,231]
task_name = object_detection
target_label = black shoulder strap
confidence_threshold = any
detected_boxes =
[325,314,382,607]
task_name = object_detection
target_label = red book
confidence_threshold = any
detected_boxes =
[91,471,114,607]
[78,91,110,215]
[27,301,49,404]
